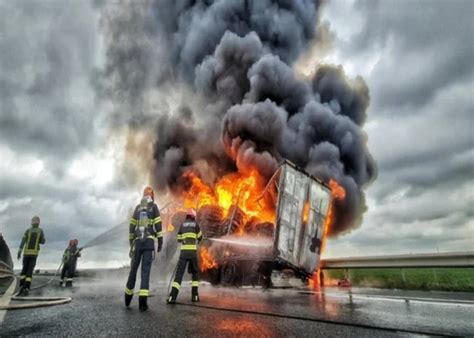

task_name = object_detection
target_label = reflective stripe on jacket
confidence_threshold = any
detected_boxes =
[19,225,45,256]
[177,219,202,251]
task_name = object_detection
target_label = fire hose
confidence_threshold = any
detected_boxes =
[24,262,64,293]
[166,262,179,296]
[1,273,72,311]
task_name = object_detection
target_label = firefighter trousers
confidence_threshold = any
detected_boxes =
[170,253,199,299]
[61,262,77,284]
[19,255,37,289]
[125,246,153,298]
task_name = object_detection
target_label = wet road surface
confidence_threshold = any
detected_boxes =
[1,273,473,337]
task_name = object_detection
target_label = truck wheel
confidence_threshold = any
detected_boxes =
[208,267,222,285]
[221,262,242,286]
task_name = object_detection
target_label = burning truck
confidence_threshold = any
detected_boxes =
[168,161,339,287]
[100,0,376,286]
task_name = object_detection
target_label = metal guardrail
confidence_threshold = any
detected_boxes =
[320,251,474,269]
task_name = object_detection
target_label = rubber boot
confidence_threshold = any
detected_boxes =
[192,286,199,302]
[124,293,133,307]
[59,280,64,287]
[24,281,31,293]
[167,287,178,304]
[139,296,148,311]
[66,281,72,287]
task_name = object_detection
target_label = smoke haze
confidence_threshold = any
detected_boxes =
[98,0,377,236]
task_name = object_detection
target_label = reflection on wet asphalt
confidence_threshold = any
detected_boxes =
[1,274,473,337]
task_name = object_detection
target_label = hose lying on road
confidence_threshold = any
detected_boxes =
[1,296,72,310]
[27,262,63,292]
[1,276,71,311]
[9,262,63,297]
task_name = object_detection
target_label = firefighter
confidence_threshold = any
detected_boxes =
[167,208,202,304]
[124,186,163,311]
[60,239,82,287]
[17,215,46,295]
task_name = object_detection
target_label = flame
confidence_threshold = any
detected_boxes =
[309,179,346,289]
[322,179,346,252]
[302,201,310,223]
[308,271,320,289]
[181,169,275,225]
[329,179,346,200]
[199,246,218,271]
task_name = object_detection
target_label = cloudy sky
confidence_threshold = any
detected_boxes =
[0,0,472,267]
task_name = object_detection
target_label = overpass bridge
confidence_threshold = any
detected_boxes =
[320,251,474,269]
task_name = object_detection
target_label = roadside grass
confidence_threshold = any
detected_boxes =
[324,268,474,292]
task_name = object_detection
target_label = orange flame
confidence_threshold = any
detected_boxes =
[181,169,275,225]
[199,246,218,272]
[329,179,346,200]
[308,271,320,289]
[302,201,310,223]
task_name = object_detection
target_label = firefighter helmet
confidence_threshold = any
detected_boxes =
[143,186,154,201]
[31,215,40,225]
[186,208,197,219]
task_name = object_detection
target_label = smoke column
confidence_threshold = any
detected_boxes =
[98,0,377,236]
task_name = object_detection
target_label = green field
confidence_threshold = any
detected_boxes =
[324,268,474,292]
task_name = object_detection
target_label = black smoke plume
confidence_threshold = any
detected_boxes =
[98,0,377,236]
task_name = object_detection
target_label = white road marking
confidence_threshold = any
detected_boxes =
[0,278,16,325]
[306,290,474,306]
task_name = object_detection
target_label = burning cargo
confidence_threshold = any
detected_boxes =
[173,161,334,286]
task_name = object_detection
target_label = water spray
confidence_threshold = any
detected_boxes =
[207,237,272,248]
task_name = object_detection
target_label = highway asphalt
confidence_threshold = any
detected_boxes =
[1,272,473,337]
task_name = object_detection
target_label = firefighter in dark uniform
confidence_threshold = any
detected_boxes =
[167,209,202,304]
[124,186,163,311]
[60,239,82,287]
[17,215,46,295]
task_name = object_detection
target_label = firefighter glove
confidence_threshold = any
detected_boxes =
[157,242,162,253]
[17,251,21,260]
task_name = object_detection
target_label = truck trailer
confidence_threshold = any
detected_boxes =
[198,161,333,286]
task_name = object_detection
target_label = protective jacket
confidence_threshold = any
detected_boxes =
[19,224,45,256]
[63,245,81,265]
[129,200,163,250]
[177,219,203,255]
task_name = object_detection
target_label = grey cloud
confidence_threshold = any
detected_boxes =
[367,78,474,202]
[318,0,474,253]
[345,0,474,110]
[328,208,473,256]
[0,0,102,173]
[374,150,473,201]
